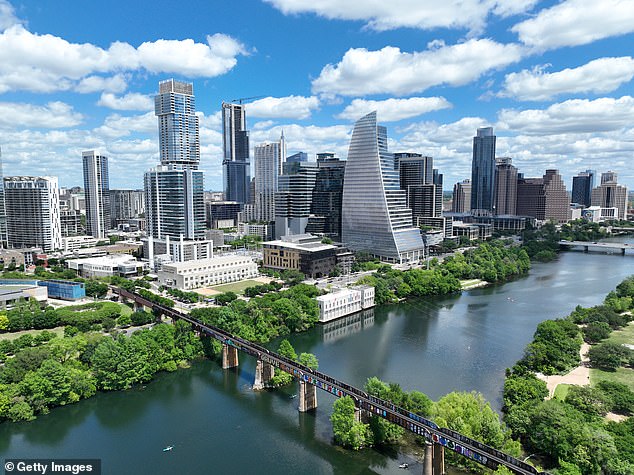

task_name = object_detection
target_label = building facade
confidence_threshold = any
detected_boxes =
[275,161,319,238]
[397,153,442,221]
[205,201,241,228]
[316,286,375,323]
[517,170,570,222]
[222,102,250,204]
[4,176,62,252]
[262,234,340,278]
[254,133,285,222]
[158,255,258,290]
[305,153,345,240]
[82,150,110,239]
[452,179,471,213]
[341,112,424,263]
[110,189,145,228]
[571,170,595,207]
[494,157,518,216]
[470,127,496,215]
[0,148,7,246]
[591,171,628,220]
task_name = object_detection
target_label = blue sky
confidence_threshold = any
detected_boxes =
[1,0,633,192]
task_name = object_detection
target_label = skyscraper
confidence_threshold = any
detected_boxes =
[275,161,318,238]
[82,150,110,238]
[341,112,424,263]
[222,102,251,204]
[110,189,145,228]
[470,127,496,215]
[397,153,442,220]
[4,176,61,251]
[517,169,570,222]
[254,133,285,222]
[306,153,346,240]
[571,170,595,207]
[0,148,7,246]
[452,179,471,213]
[494,157,517,216]
[591,171,628,219]
[145,79,205,243]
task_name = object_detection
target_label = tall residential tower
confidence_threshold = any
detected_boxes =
[82,150,110,238]
[470,127,496,215]
[222,102,251,205]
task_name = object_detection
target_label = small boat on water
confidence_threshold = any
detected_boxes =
[290,394,297,399]
[399,463,409,469]
[163,446,174,452]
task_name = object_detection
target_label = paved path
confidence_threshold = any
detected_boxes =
[537,342,591,398]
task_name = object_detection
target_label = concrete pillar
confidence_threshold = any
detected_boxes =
[134,302,144,313]
[584,245,588,253]
[424,442,433,475]
[298,380,317,412]
[354,406,361,423]
[432,444,445,475]
[253,359,275,390]
[222,344,239,369]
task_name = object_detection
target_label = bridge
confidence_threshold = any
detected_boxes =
[113,287,548,475]
[559,240,632,255]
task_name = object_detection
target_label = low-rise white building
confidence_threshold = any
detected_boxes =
[316,285,375,323]
[67,254,148,278]
[157,255,259,290]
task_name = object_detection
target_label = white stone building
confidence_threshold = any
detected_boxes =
[316,285,375,323]
[158,255,258,290]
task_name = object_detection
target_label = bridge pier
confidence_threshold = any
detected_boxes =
[423,442,445,475]
[622,248,626,256]
[222,344,239,369]
[583,245,589,253]
[134,302,145,313]
[298,380,317,412]
[253,359,275,390]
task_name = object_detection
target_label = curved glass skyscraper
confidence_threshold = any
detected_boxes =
[341,112,424,263]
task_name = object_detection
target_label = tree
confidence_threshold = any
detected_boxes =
[588,342,631,371]
[277,339,297,361]
[564,386,609,419]
[597,380,634,415]
[298,353,318,370]
[331,396,371,450]
[84,280,109,299]
[0,313,8,331]
[582,321,612,343]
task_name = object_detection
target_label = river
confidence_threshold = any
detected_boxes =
[1,241,633,474]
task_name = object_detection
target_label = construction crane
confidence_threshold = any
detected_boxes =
[230,95,265,104]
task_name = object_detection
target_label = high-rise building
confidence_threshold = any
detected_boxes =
[0,148,7,246]
[222,102,250,204]
[452,179,471,213]
[341,112,424,263]
[397,153,442,220]
[145,80,205,245]
[274,161,318,238]
[516,169,570,222]
[155,79,199,167]
[591,171,628,219]
[494,157,517,216]
[254,133,285,222]
[571,170,595,207]
[82,150,110,238]
[110,189,145,227]
[306,153,346,240]
[4,176,62,251]
[470,127,496,215]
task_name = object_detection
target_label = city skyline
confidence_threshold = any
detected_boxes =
[0,0,633,190]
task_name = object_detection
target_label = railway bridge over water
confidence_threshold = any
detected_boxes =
[114,287,548,475]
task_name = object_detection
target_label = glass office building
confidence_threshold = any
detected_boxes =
[470,127,496,214]
[222,102,250,204]
[341,112,424,263]
[82,150,110,238]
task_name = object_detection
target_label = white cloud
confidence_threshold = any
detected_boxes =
[0,25,246,93]
[337,97,451,122]
[245,96,320,119]
[0,101,82,128]
[0,0,20,31]
[312,39,524,96]
[512,0,634,50]
[250,123,352,159]
[75,74,128,94]
[98,92,154,111]
[93,112,156,138]
[500,57,634,101]
[264,0,537,34]
[497,96,634,135]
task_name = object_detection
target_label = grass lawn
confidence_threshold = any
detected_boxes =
[208,280,262,295]
[0,326,65,341]
[603,320,634,347]
[553,383,572,401]
[590,367,634,391]
[119,302,133,316]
